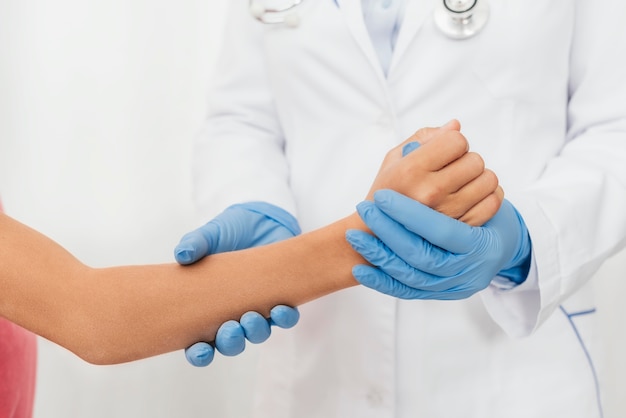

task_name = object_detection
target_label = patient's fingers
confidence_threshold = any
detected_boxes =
[436,152,486,193]
[403,119,461,147]
[396,151,488,211]
[458,186,505,226]
[434,169,499,219]
[403,129,469,172]
[391,119,462,161]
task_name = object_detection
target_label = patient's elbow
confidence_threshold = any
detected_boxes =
[72,345,121,366]
[59,320,137,366]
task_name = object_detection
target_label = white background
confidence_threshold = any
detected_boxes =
[1,1,625,417]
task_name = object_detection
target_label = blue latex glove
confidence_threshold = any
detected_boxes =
[185,305,300,367]
[175,201,301,265]
[346,190,531,300]
[175,202,302,367]
[401,141,421,156]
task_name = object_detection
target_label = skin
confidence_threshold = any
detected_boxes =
[0,121,502,365]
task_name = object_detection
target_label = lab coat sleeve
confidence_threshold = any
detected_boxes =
[192,1,297,219]
[480,0,626,337]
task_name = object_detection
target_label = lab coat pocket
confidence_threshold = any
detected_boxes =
[558,303,603,415]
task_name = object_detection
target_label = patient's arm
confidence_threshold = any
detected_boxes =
[0,122,501,365]
[0,211,364,365]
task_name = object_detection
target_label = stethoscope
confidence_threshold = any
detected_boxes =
[248,0,489,39]
[249,0,304,27]
[433,0,489,39]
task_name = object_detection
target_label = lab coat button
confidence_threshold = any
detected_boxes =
[366,388,384,407]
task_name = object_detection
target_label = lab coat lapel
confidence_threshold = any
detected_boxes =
[335,0,387,82]
[389,0,436,73]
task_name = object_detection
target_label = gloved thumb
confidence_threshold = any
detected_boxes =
[174,227,213,265]
[373,189,477,254]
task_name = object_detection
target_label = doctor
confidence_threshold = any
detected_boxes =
[176,0,626,417]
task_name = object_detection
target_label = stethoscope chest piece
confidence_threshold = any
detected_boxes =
[434,0,490,40]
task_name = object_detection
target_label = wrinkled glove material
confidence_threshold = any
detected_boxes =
[347,189,531,300]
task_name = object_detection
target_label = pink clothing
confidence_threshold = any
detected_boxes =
[0,320,37,418]
[1,199,37,418]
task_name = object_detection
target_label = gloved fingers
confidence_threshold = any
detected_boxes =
[402,141,420,157]
[346,229,467,291]
[174,228,212,265]
[373,189,478,254]
[352,265,434,300]
[354,263,486,301]
[354,263,482,300]
[354,202,465,276]
[240,311,272,344]
[269,305,300,329]
[185,342,215,367]
[458,185,504,227]
[482,199,532,274]
[346,227,413,273]
[215,320,246,356]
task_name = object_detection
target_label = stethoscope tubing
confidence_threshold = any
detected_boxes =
[249,0,489,39]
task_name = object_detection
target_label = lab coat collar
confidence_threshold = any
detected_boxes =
[335,0,435,80]
[335,0,387,82]
[389,0,436,74]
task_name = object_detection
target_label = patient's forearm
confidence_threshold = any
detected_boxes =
[0,213,362,365]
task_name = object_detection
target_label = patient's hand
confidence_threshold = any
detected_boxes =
[349,120,530,301]
[367,119,502,226]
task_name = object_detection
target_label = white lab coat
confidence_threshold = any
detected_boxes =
[193,0,626,417]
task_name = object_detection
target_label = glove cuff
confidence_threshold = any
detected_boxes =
[231,201,301,236]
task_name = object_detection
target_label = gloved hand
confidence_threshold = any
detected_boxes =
[346,190,531,300]
[175,201,301,265]
[185,305,300,367]
[174,202,302,367]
